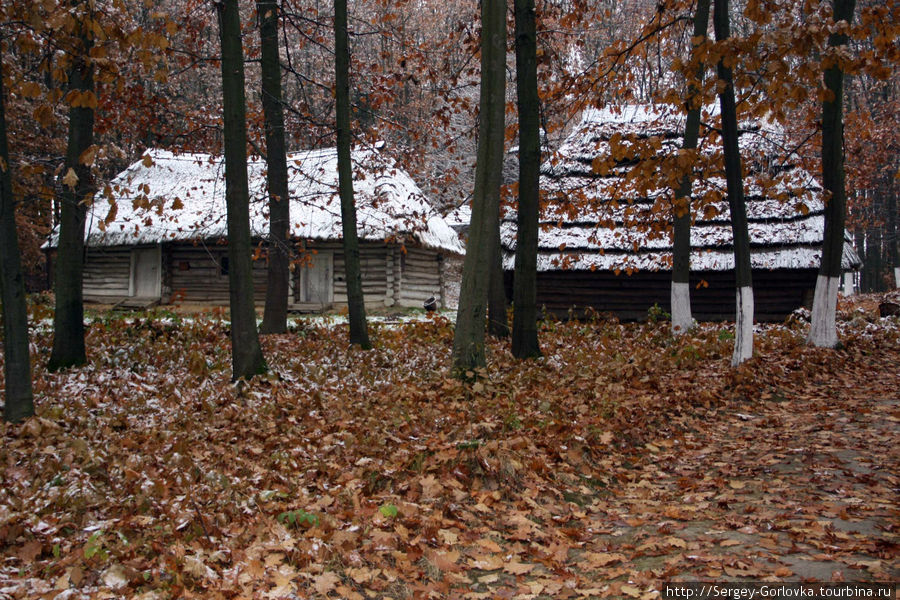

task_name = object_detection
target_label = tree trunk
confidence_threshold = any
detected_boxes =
[808,0,856,348]
[49,12,94,372]
[488,222,509,338]
[451,0,507,376]
[0,53,34,423]
[335,0,371,349]
[887,189,898,288]
[713,0,753,366]
[854,228,866,290]
[671,0,711,336]
[866,225,883,292]
[258,0,291,335]
[511,0,541,358]
[217,0,268,379]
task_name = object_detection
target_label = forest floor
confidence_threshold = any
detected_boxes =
[1,295,898,599]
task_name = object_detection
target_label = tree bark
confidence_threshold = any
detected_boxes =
[451,0,507,376]
[713,0,753,366]
[48,9,94,372]
[854,227,866,290]
[0,53,34,423]
[334,0,371,349]
[808,0,856,348]
[511,0,541,358]
[257,0,290,335]
[488,223,509,338]
[865,225,883,292]
[217,0,268,379]
[671,0,711,336]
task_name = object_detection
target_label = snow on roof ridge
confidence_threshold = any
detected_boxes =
[502,103,853,273]
[49,145,463,255]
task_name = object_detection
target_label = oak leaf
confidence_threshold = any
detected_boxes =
[313,571,340,595]
[585,552,626,567]
[469,554,503,570]
[503,561,535,575]
[62,168,79,189]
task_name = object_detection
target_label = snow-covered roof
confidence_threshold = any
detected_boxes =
[443,203,472,235]
[502,104,861,272]
[49,147,464,255]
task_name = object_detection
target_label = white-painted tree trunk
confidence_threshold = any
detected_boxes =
[808,274,840,348]
[671,281,693,335]
[732,286,753,366]
[895,267,899,288]
[841,272,854,296]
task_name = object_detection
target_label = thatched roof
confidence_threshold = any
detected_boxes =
[48,146,464,255]
[501,104,861,272]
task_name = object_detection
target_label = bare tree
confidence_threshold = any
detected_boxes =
[216,0,268,378]
[0,52,34,422]
[451,0,507,376]
[511,0,541,358]
[258,0,291,335]
[714,0,753,366]
[334,0,371,348]
[808,0,857,347]
[49,1,95,372]
[671,0,711,336]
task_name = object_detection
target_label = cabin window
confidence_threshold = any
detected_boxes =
[220,257,229,276]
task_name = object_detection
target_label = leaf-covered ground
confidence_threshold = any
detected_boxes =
[1,297,898,599]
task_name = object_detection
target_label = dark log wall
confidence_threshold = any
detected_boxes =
[76,241,451,309]
[83,247,131,297]
[504,268,819,322]
[166,243,267,304]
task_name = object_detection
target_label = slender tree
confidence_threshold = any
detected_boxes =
[488,229,509,338]
[0,52,34,423]
[808,0,857,348]
[216,0,268,379]
[451,0,507,376]
[257,0,290,335]
[671,0,711,336]
[713,0,753,366]
[511,0,541,358]
[48,2,95,372]
[334,0,371,349]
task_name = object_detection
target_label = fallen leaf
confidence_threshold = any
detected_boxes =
[335,584,364,600]
[503,561,535,575]
[476,538,502,553]
[347,566,379,584]
[469,554,503,570]
[16,540,42,562]
[585,552,626,567]
[313,571,341,595]
[101,564,131,589]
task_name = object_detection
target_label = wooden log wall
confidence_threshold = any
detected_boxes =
[505,268,819,322]
[80,240,454,311]
[83,247,131,296]
[439,254,463,309]
[397,247,442,308]
[330,243,393,307]
[166,244,267,304]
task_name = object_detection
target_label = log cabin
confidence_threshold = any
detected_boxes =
[502,105,862,321]
[46,146,464,311]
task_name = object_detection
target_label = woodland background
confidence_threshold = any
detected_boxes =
[2,0,898,293]
[0,0,899,598]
